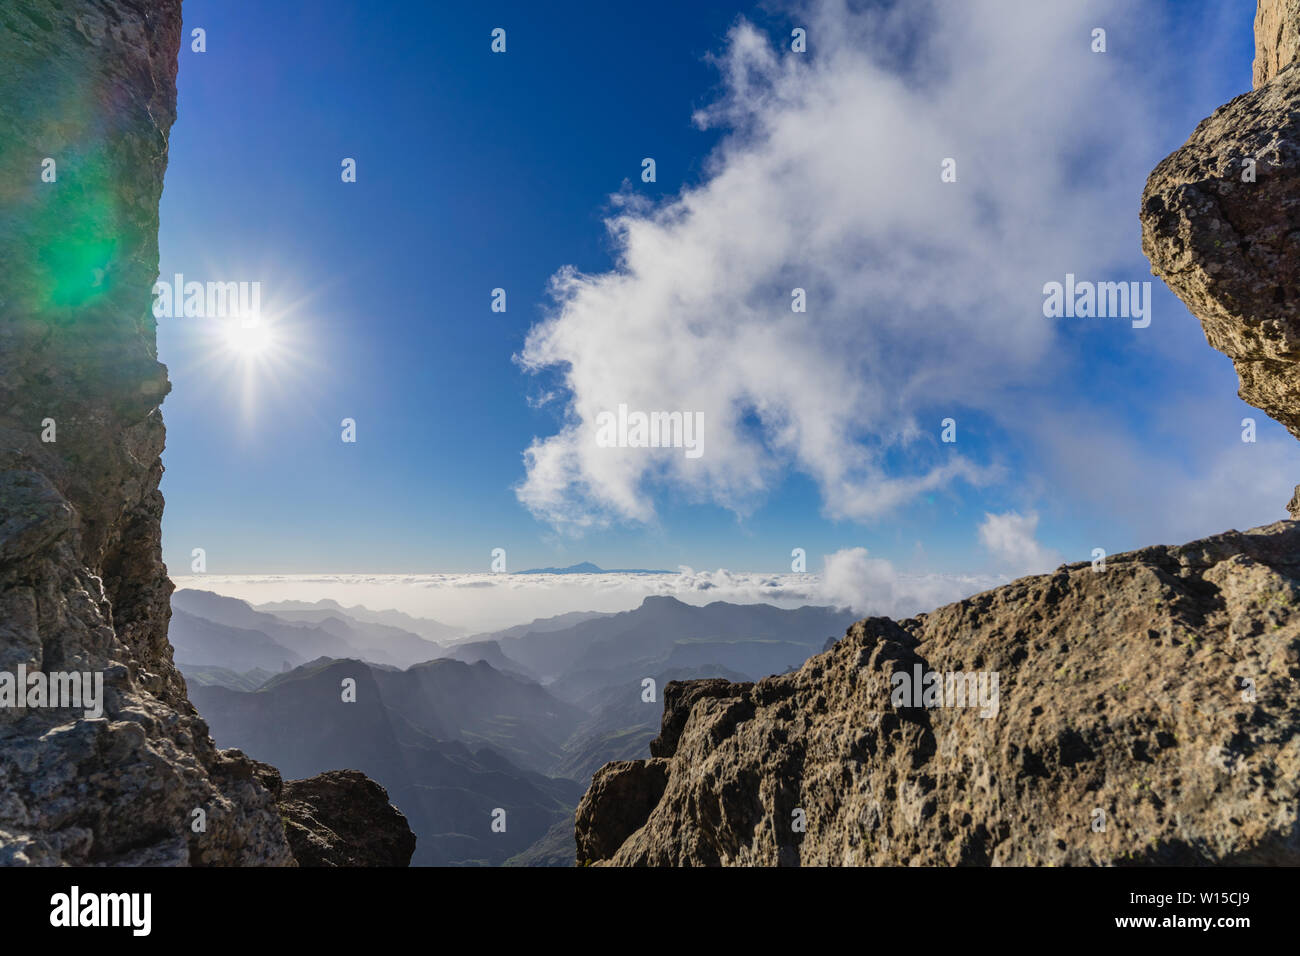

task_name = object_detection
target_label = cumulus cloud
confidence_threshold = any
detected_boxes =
[516,0,1158,530]
[977,510,1061,575]
[819,547,1000,617]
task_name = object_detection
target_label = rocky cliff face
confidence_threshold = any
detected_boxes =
[0,0,411,866]
[1142,1,1300,437]
[259,766,417,867]
[1255,0,1300,88]
[577,2,1300,866]
[577,521,1300,865]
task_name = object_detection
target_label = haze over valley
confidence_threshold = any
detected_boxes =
[172,582,857,864]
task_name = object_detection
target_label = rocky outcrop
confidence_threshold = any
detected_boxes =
[1142,2,1300,438]
[576,521,1300,865]
[256,766,417,867]
[0,1,412,867]
[575,759,671,863]
[0,0,294,866]
[1255,0,1300,87]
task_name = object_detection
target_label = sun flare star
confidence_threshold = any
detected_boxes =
[222,320,273,357]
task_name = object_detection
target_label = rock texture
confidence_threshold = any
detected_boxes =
[1255,0,1300,88]
[576,522,1300,865]
[265,767,417,867]
[0,0,293,866]
[0,0,412,867]
[1142,2,1300,438]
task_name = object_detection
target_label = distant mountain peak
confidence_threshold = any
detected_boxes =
[516,561,605,574]
[516,561,672,575]
[640,594,687,608]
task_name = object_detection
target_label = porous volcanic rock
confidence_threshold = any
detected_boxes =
[1142,2,1300,441]
[576,521,1300,865]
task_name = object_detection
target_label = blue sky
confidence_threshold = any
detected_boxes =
[157,0,1295,580]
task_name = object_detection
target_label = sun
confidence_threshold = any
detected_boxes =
[222,320,274,357]
[165,272,327,426]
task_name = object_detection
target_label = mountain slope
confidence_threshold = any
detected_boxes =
[191,658,582,865]
[435,639,536,679]
[256,597,463,643]
[169,607,302,672]
[174,589,443,667]
[493,595,855,682]
[555,664,751,783]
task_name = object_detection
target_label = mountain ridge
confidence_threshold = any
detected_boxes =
[577,520,1300,865]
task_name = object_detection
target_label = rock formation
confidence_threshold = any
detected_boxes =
[1142,0,1300,438]
[577,521,1300,865]
[1255,0,1300,88]
[0,0,410,866]
[259,766,417,867]
[577,2,1300,865]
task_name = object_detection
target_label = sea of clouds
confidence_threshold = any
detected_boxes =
[172,548,1004,635]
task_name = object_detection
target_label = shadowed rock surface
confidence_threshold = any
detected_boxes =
[1142,0,1300,439]
[261,766,417,867]
[576,522,1300,865]
[0,0,294,867]
[0,0,410,866]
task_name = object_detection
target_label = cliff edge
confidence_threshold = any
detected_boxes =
[0,0,411,865]
[577,522,1299,865]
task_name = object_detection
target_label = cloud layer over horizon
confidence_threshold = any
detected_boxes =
[173,547,1003,634]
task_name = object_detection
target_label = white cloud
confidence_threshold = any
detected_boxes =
[1016,397,1300,553]
[977,510,1061,575]
[174,571,822,633]
[516,0,1158,530]
[819,547,1000,618]
[172,561,998,634]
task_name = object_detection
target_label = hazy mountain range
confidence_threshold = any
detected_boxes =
[255,597,465,643]
[173,586,856,864]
